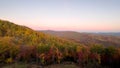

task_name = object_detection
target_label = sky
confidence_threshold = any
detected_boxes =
[0,0,120,32]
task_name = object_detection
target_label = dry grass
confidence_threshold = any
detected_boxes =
[1,62,79,68]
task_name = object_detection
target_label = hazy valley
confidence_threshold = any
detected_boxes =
[41,30,120,47]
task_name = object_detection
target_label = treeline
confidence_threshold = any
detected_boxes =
[0,39,120,68]
[0,20,120,68]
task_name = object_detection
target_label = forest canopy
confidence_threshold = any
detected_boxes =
[0,19,120,68]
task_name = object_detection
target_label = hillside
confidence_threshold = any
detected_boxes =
[0,19,79,64]
[41,30,120,47]
[0,20,77,46]
[0,20,120,68]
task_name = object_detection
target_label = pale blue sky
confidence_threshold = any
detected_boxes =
[0,0,120,32]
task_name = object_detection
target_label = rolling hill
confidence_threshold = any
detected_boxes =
[0,20,77,46]
[0,19,120,68]
[41,30,120,47]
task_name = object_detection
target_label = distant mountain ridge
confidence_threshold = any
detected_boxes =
[40,30,120,47]
[94,32,120,36]
[1,19,120,47]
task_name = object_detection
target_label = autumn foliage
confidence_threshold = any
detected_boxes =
[0,20,120,68]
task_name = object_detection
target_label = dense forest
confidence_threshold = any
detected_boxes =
[0,20,120,68]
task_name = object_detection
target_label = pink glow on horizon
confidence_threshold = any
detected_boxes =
[1,18,120,32]
[29,24,118,32]
[0,0,120,32]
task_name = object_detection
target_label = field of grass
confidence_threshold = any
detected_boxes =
[1,62,79,68]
